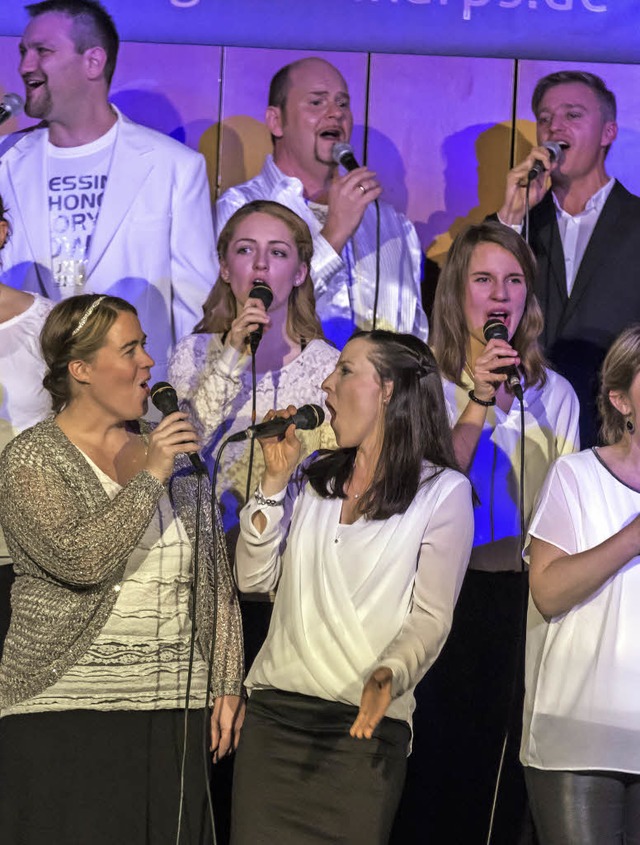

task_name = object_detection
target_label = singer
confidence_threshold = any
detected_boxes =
[0,295,243,845]
[230,331,474,845]
[495,70,640,448]
[211,57,427,348]
[523,326,640,844]
[403,222,579,844]
[169,201,338,678]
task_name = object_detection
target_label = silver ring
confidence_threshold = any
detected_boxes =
[357,183,366,195]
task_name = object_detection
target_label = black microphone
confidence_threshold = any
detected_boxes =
[150,381,207,475]
[482,319,523,401]
[248,281,273,354]
[0,93,23,126]
[227,404,325,443]
[527,141,564,182]
[332,142,360,172]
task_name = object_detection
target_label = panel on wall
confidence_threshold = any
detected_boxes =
[516,60,640,198]
[216,48,368,198]
[368,54,515,268]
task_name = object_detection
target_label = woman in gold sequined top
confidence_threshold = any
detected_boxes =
[0,293,244,845]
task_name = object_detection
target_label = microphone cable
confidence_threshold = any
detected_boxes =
[485,392,527,845]
[372,198,381,331]
[173,467,207,845]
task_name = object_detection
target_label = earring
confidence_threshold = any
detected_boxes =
[626,417,635,435]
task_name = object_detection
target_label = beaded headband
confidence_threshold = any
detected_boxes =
[71,296,107,337]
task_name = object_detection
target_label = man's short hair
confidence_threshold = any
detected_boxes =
[268,61,297,115]
[25,0,119,86]
[531,70,617,123]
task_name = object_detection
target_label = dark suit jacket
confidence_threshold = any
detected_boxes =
[525,180,640,447]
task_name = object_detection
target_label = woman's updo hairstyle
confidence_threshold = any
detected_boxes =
[41,294,137,413]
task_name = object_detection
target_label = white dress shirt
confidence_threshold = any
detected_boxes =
[552,178,614,294]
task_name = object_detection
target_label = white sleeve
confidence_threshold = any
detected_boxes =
[554,380,581,456]
[234,483,292,593]
[525,460,580,562]
[376,475,474,696]
[169,336,246,445]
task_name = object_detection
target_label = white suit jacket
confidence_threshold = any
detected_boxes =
[0,111,215,382]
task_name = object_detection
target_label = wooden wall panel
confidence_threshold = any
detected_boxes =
[368,54,515,266]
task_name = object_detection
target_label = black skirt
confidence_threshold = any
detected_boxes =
[231,688,410,845]
[0,708,213,845]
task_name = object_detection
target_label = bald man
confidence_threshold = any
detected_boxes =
[214,58,427,348]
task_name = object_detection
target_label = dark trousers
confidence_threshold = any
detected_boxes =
[526,767,640,845]
[391,570,535,845]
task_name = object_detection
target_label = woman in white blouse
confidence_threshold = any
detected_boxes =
[409,222,580,844]
[524,325,640,844]
[231,330,474,845]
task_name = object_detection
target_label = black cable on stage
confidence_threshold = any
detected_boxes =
[485,394,527,845]
[372,198,381,330]
[523,180,532,246]
[244,347,258,504]
[174,469,204,845]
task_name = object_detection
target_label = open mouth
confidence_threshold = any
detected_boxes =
[25,78,45,91]
[487,311,509,323]
[140,380,150,396]
[319,128,342,141]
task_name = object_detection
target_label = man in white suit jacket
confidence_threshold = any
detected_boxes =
[0,0,214,383]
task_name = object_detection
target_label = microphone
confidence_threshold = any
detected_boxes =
[482,319,523,401]
[227,404,325,443]
[150,381,207,475]
[332,142,360,172]
[527,141,564,182]
[248,281,273,354]
[0,93,23,126]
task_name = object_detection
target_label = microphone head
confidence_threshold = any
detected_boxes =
[483,319,509,343]
[296,404,325,431]
[331,142,353,166]
[150,381,179,417]
[248,281,273,310]
[1,92,24,117]
[542,141,564,162]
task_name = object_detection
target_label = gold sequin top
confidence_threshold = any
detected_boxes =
[0,418,243,709]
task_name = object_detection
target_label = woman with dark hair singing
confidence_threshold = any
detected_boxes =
[410,221,580,844]
[230,330,474,845]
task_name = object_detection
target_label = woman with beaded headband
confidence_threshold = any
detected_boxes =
[0,293,243,845]
[522,324,640,844]
[230,330,474,844]
[0,195,54,653]
[402,221,579,844]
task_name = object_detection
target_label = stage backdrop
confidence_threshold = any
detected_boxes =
[2,8,640,292]
[0,0,636,64]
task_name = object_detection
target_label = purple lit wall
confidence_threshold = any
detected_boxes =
[2,0,639,270]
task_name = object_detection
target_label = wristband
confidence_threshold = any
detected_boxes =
[468,389,496,407]
[254,488,284,507]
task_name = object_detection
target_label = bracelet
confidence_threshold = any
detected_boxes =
[468,389,496,407]
[254,488,284,507]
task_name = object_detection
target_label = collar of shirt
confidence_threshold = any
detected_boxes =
[551,177,615,222]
